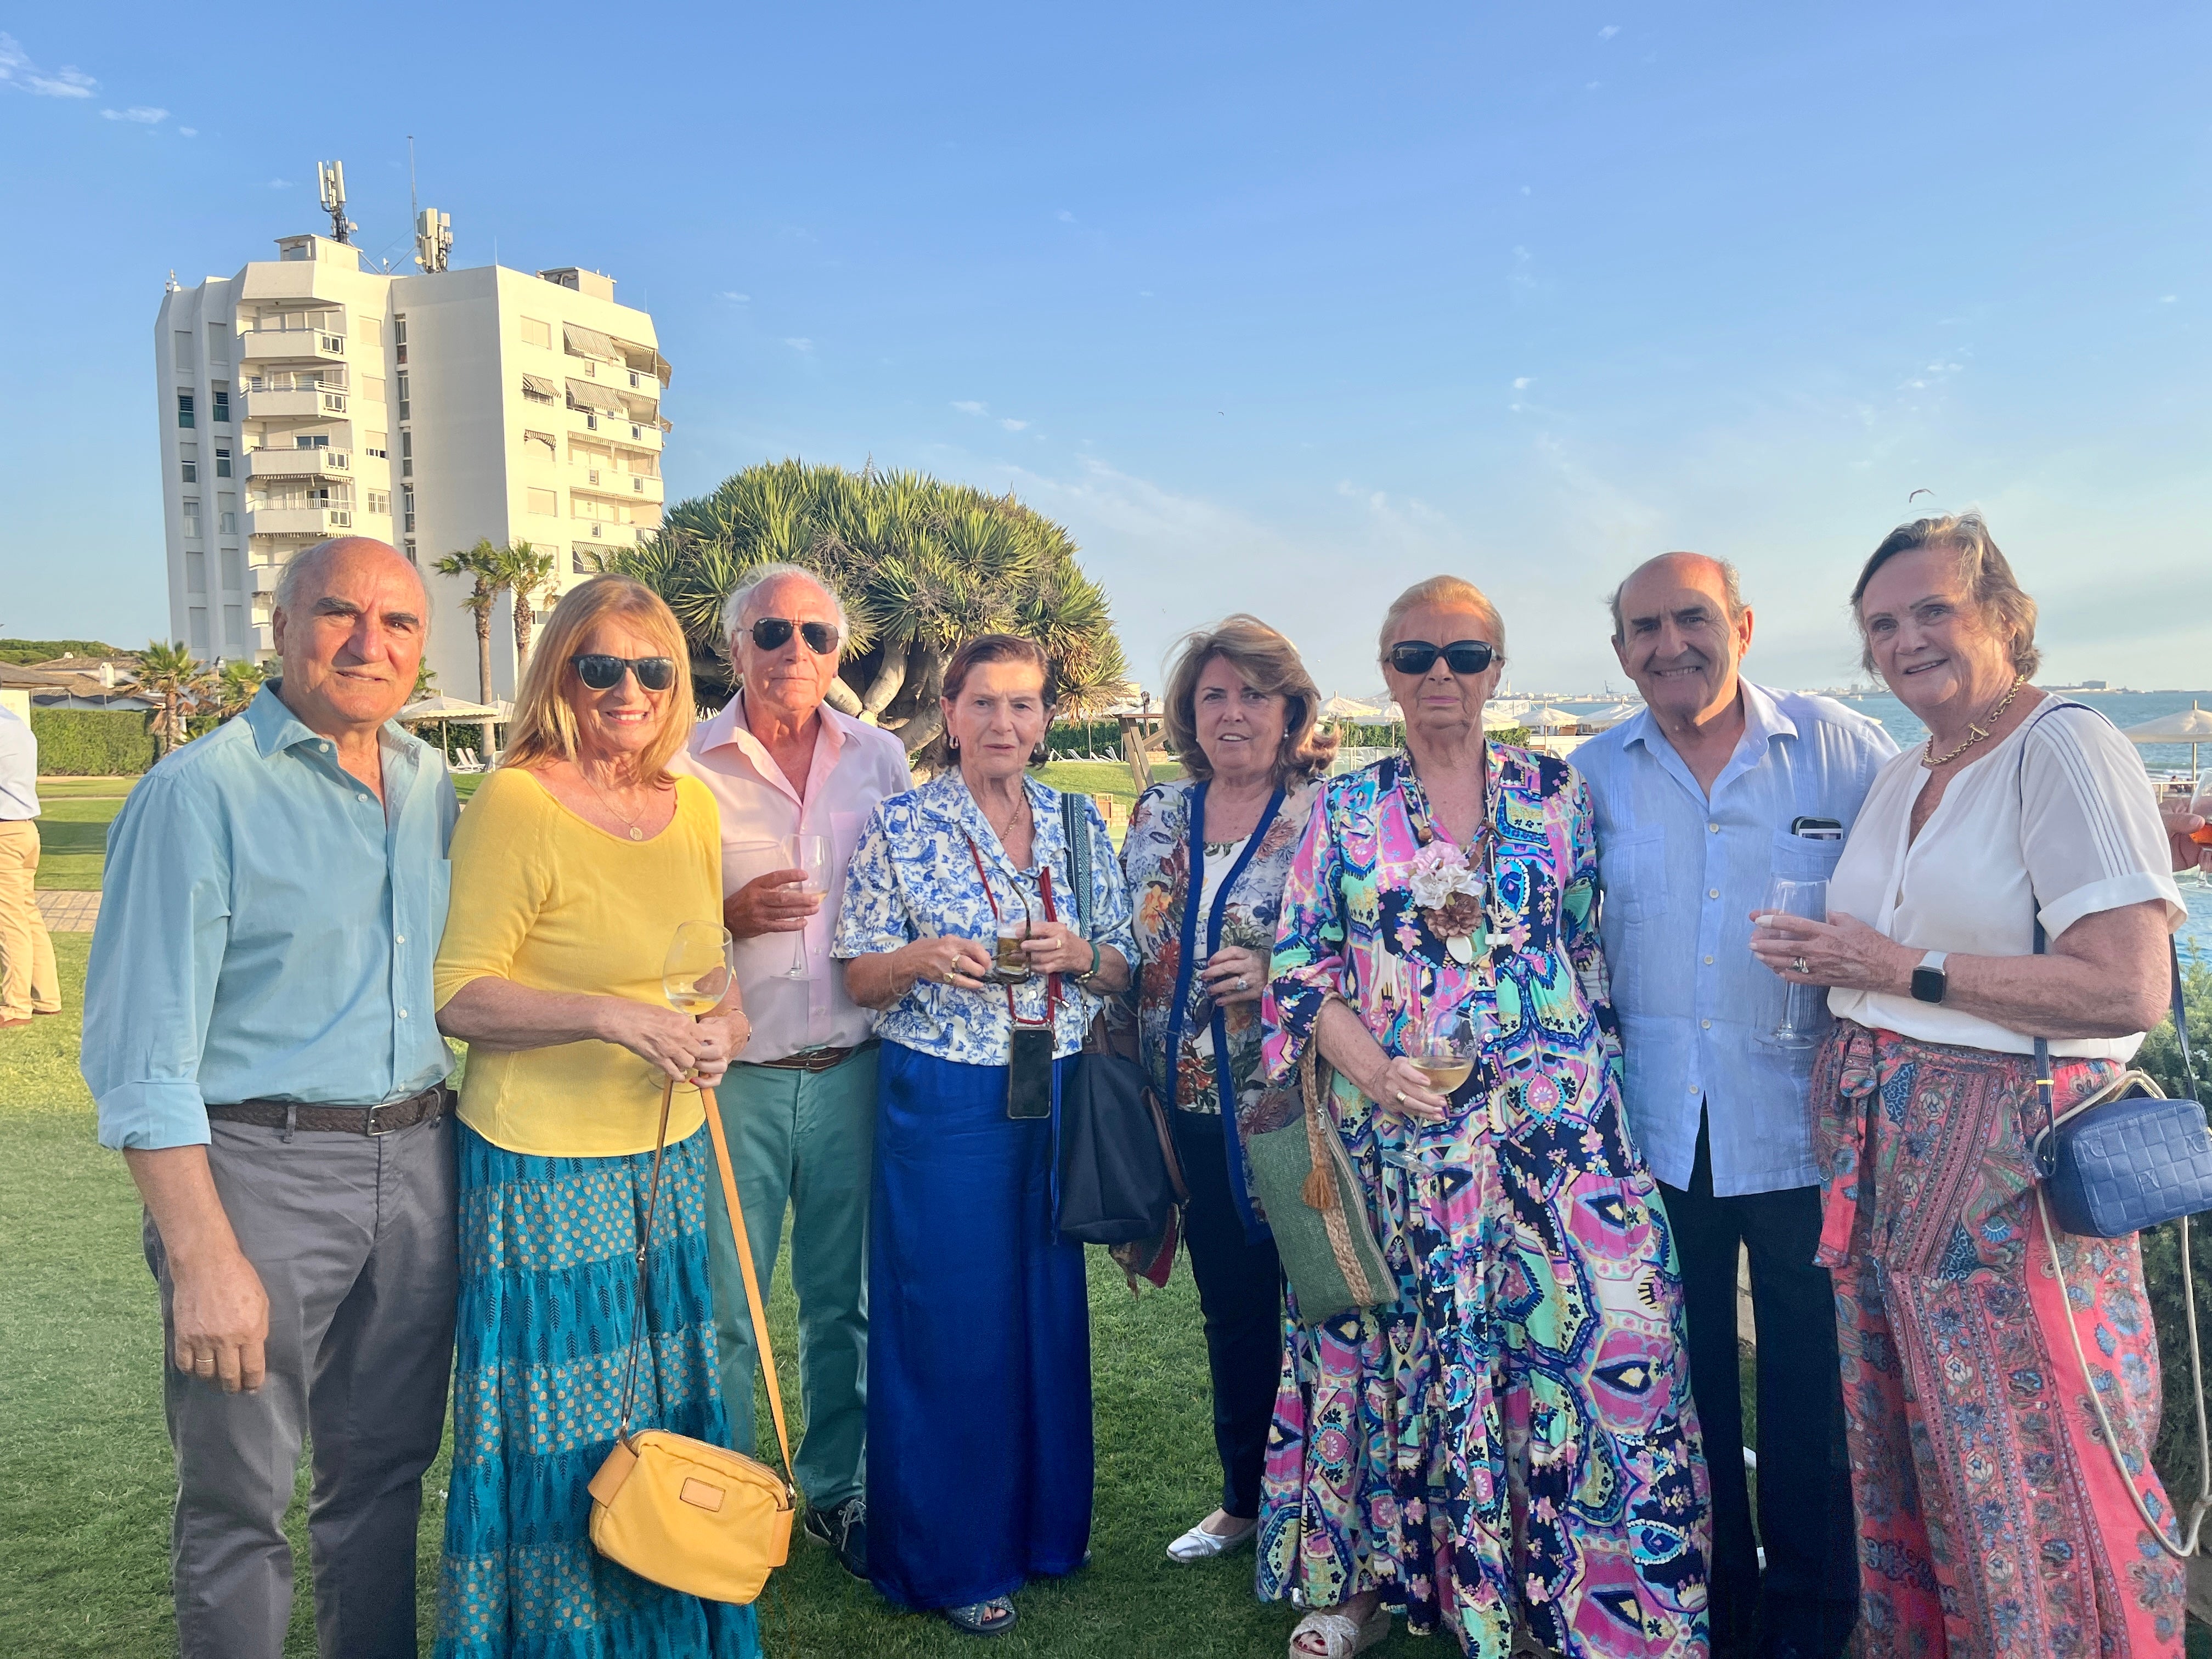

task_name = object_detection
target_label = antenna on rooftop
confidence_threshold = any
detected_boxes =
[407,136,452,273]
[316,160,356,244]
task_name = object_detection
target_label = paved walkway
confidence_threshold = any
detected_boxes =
[36,890,100,933]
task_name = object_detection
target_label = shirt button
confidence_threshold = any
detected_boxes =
[1701,1018,1712,1029]
[1707,888,1720,899]
[320,742,331,752]
[1703,955,1714,965]
[395,935,406,945]
[1708,822,1720,833]
[398,1009,409,1019]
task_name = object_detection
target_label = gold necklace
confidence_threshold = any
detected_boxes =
[580,763,650,840]
[1921,674,2028,769]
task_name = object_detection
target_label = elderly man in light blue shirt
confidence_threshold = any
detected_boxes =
[83,538,457,1659]
[1576,552,1894,1659]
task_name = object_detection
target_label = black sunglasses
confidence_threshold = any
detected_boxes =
[751,617,839,655]
[571,653,678,692]
[1387,639,1496,677]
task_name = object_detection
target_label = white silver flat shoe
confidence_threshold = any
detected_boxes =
[1165,1514,1259,1562]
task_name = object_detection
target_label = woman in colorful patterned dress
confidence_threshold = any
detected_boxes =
[1119,615,1335,1565]
[1262,575,1711,1659]
[431,577,761,1659]
[834,634,1136,1639]
[1750,516,2190,1659]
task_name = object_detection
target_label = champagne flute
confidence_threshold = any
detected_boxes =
[1755,876,1829,1048]
[781,834,831,979]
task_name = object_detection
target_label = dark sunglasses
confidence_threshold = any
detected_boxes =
[571,653,678,692]
[1388,639,1496,677]
[751,617,839,654]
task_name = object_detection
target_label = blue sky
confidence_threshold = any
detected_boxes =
[3,3,2207,697]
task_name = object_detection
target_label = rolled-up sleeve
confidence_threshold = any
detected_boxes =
[83,775,232,1150]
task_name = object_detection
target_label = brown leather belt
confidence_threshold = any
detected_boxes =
[751,1040,878,1075]
[205,1084,450,1137]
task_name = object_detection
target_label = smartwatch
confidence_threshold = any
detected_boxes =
[1909,950,1949,1005]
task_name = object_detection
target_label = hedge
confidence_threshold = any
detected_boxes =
[30,708,156,776]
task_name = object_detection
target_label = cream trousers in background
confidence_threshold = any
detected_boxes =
[0,820,59,1020]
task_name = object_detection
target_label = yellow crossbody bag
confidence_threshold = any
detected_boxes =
[586,1080,797,1604]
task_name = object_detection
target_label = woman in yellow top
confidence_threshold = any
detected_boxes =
[430,575,761,1659]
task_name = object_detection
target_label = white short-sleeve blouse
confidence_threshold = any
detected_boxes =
[1825,699,2183,1058]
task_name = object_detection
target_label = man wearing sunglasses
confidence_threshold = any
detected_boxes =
[1573,553,1894,1659]
[671,561,911,1581]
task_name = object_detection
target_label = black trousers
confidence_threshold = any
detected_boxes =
[1658,1115,1858,1659]
[1171,1107,1285,1520]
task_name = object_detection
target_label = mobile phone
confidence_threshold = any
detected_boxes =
[1790,815,1844,841]
[1007,1025,1055,1120]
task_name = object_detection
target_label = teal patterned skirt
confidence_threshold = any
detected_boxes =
[435,1121,763,1659]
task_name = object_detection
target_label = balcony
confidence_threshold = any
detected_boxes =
[246,505,354,537]
[572,467,663,504]
[249,563,283,596]
[565,403,662,449]
[240,386,349,422]
[245,447,351,481]
[241,328,345,364]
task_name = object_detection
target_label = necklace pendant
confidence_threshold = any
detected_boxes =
[628,826,645,842]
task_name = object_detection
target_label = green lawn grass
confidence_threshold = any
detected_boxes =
[32,799,125,890]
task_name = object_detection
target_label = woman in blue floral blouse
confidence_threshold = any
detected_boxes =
[834,633,1136,1640]
[1119,615,1333,1567]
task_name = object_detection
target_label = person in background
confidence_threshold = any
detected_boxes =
[1118,614,1333,1564]
[1262,575,1709,1659]
[1575,552,1892,1659]
[834,633,1135,1639]
[82,537,457,1658]
[673,562,911,1581]
[2162,793,2211,875]
[431,575,759,1659]
[0,697,59,1029]
[1751,515,2187,1659]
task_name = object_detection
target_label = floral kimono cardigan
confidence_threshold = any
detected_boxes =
[1120,775,1319,1228]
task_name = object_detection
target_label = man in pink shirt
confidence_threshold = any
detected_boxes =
[673,562,911,1580]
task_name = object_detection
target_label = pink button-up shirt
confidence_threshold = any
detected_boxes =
[673,692,913,1062]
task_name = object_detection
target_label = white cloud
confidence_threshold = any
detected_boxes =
[101,105,166,123]
[951,400,988,415]
[718,290,749,302]
[1520,185,1532,195]
[1138,290,1154,298]
[1585,81,1601,91]
[1598,24,1620,40]
[1056,209,1075,223]
[2159,294,2178,303]
[1513,376,1532,390]
[265,178,291,189]
[783,337,814,353]
[0,33,97,97]
[178,126,196,137]
[1001,418,1029,432]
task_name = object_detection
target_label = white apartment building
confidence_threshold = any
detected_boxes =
[154,232,670,700]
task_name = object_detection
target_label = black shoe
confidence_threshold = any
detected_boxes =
[803,1495,867,1579]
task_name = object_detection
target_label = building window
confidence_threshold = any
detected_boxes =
[402,486,416,532]
[179,441,198,483]
[367,490,390,515]
[295,433,329,449]
[359,318,382,348]
[365,376,386,403]
[218,495,238,535]
[207,328,229,365]
[215,446,232,479]
[404,538,417,563]
[177,391,195,428]
[521,316,551,349]
[364,431,387,459]
[523,431,556,461]
[173,330,194,371]
[400,431,413,478]
[393,317,407,364]
[182,499,201,539]
[186,550,207,593]
[396,372,410,420]
[220,546,244,591]
[211,384,230,424]
[571,550,590,573]
[188,607,210,651]
[225,605,246,648]
[527,487,558,516]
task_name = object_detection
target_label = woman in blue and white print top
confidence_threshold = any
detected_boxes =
[833,633,1133,1640]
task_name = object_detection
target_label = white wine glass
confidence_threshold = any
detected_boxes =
[664,921,736,1017]
[782,834,831,979]
[1755,876,1829,1048]
[1407,1005,1479,1098]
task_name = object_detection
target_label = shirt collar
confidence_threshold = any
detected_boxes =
[1622,678,1797,757]
[242,681,422,772]
[699,689,848,767]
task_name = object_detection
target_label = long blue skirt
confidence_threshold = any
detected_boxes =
[436,1121,763,1659]
[867,1042,1093,1611]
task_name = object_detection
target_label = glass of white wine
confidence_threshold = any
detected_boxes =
[782,834,831,979]
[663,920,736,1019]
[1407,1005,1479,1098]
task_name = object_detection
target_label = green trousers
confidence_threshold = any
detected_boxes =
[703,1047,876,1509]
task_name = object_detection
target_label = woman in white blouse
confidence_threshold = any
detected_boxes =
[1751,514,2188,1659]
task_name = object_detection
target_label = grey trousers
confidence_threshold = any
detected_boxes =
[143,1111,458,1659]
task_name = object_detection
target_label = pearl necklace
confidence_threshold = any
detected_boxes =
[1921,674,2027,769]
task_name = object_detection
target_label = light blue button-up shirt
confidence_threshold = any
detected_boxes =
[1575,680,1896,1195]
[83,684,456,1150]
[0,704,38,820]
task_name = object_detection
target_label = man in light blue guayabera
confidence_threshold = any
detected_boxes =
[1575,553,1895,1659]
[83,538,458,1659]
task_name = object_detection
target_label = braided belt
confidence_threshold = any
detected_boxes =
[205,1084,450,1137]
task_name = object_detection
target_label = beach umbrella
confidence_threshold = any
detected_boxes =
[400,693,496,721]
[1320,695,1376,721]
[1521,705,1580,730]
[2121,703,2212,775]
[1579,701,1644,731]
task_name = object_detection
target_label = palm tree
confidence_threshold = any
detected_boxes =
[432,538,507,760]
[139,641,214,754]
[607,461,1127,769]
[213,657,266,720]
[496,540,558,678]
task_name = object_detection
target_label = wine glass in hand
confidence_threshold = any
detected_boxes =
[1754,876,1829,1048]
[781,834,831,978]
[664,921,736,1017]
[1408,1006,1479,1097]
